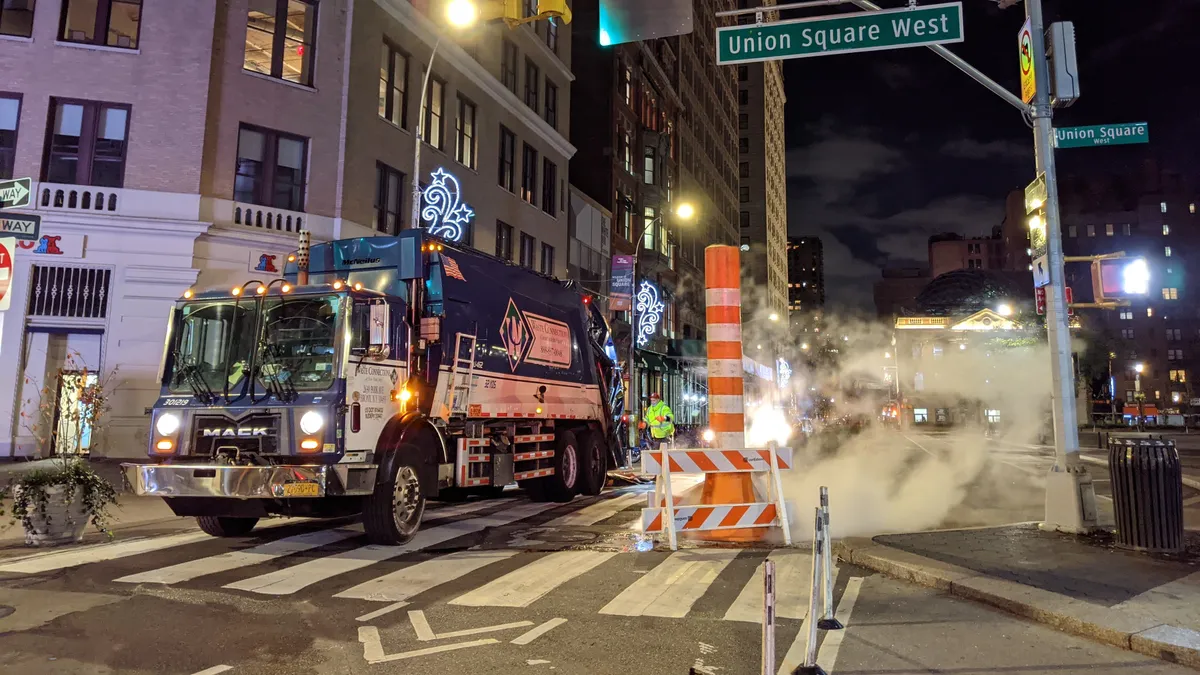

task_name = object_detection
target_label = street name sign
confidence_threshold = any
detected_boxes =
[1055,122,1148,149]
[0,177,31,210]
[715,2,963,65]
[1018,18,1035,103]
[0,213,41,241]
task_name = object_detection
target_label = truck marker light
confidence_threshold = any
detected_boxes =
[231,287,242,296]
[281,284,292,293]
[155,440,174,452]
[333,281,344,290]
[183,289,193,299]
[287,254,296,262]
[300,439,320,451]
[536,407,543,414]
[353,282,363,291]
[398,389,413,403]
[256,285,267,295]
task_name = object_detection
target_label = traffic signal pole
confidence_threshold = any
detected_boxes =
[1025,0,1097,533]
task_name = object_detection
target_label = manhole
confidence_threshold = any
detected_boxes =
[0,605,15,620]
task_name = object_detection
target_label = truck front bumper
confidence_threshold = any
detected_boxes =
[122,463,378,499]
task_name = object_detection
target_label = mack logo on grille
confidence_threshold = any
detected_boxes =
[202,427,270,438]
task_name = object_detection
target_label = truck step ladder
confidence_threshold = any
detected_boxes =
[448,332,478,416]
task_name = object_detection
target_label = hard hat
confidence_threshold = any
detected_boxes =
[649,392,661,400]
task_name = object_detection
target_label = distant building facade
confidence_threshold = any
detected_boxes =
[787,236,824,317]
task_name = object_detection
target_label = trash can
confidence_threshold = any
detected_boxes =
[1108,437,1184,553]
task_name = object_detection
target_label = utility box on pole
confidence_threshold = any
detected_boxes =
[1046,22,1080,107]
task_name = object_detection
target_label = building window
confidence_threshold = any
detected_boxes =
[1086,224,1094,237]
[374,163,403,235]
[379,43,408,128]
[498,125,515,192]
[524,59,539,110]
[619,130,632,173]
[1125,390,1134,401]
[1162,287,1179,300]
[1121,328,1134,339]
[1191,203,1196,214]
[739,137,749,153]
[643,206,656,250]
[1123,223,1131,235]
[1067,225,1076,237]
[1163,224,1171,235]
[501,39,518,92]
[0,95,19,180]
[738,113,748,130]
[738,90,749,105]
[1119,310,1132,320]
[738,66,748,81]
[620,65,632,105]
[1165,246,1172,257]
[496,220,513,260]
[518,232,535,268]
[1168,349,1183,361]
[1105,223,1114,236]
[520,143,538,205]
[233,124,307,211]
[739,161,749,178]
[1171,369,1187,383]
[643,147,656,185]
[1148,307,1154,317]
[44,99,130,188]
[545,17,559,52]
[540,242,554,275]
[523,0,536,17]
[619,192,633,240]
[1161,201,1168,213]
[244,0,316,86]
[740,211,750,229]
[1168,328,1182,341]
[739,186,750,203]
[1,1,34,38]
[541,158,557,215]
[455,96,477,169]
[60,0,141,49]
[419,78,445,149]
[544,80,558,128]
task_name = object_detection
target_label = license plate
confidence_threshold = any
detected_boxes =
[282,482,320,497]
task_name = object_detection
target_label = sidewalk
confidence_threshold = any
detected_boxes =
[837,524,1200,669]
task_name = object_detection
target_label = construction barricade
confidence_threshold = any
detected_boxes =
[640,446,793,551]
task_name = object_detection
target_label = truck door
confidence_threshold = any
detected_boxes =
[344,298,408,453]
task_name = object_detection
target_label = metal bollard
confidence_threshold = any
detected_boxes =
[793,508,828,675]
[761,559,775,675]
[817,488,843,631]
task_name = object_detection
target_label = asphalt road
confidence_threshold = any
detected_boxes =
[1,478,1196,675]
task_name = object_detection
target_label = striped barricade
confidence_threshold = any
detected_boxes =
[639,445,793,550]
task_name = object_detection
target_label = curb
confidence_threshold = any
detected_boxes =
[1077,454,1200,492]
[835,538,1200,669]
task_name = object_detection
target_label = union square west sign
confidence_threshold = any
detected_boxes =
[716,2,964,65]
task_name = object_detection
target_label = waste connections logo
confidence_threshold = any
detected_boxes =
[500,298,533,372]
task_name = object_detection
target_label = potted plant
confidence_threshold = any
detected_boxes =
[0,352,119,546]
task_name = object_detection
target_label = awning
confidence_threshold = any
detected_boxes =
[1123,405,1160,416]
[638,351,669,371]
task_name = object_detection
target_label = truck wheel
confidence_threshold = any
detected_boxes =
[363,444,426,545]
[578,431,607,496]
[196,516,258,537]
[544,430,581,502]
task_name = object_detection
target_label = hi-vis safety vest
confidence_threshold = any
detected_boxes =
[646,400,676,439]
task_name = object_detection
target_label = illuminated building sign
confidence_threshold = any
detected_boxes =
[776,358,792,390]
[421,168,474,243]
[635,279,664,347]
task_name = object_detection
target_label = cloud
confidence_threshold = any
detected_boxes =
[940,138,1028,160]
[872,62,918,90]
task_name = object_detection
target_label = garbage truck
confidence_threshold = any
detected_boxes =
[124,229,626,545]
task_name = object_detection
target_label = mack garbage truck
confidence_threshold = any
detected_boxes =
[124,229,626,545]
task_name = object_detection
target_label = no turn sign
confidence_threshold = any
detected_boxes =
[0,237,14,311]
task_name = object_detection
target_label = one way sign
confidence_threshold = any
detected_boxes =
[0,178,32,210]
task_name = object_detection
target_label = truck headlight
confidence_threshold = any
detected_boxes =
[155,413,181,436]
[300,410,325,435]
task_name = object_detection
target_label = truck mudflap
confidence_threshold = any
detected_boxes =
[121,463,378,499]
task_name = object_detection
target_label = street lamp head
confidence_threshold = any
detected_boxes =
[445,0,479,28]
[768,312,779,322]
[997,303,1013,317]
[674,202,696,220]
[1135,363,1144,374]
[801,343,809,350]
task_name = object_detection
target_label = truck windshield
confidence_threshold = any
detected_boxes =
[168,295,340,395]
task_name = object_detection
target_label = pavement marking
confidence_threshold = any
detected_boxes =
[543,492,644,528]
[190,667,233,675]
[0,531,212,575]
[223,502,557,595]
[359,625,496,664]
[723,550,813,623]
[436,620,534,640]
[408,610,437,641]
[355,601,409,622]
[114,528,360,585]
[426,498,515,521]
[777,613,811,675]
[450,550,617,608]
[816,576,863,672]
[336,549,518,602]
[901,434,938,459]
[511,618,568,645]
[599,548,741,618]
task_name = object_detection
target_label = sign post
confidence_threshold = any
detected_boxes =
[1055,122,1149,149]
[716,2,963,65]
[0,178,31,210]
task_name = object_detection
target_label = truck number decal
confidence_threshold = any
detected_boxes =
[161,398,190,407]
[483,379,498,389]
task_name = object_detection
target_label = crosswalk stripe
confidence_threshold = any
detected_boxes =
[0,531,213,575]
[722,550,813,623]
[425,499,515,521]
[223,502,557,596]
[114,528,361,585]
[543,492,643,528]
[334,549,519,602]
[449,550,618,608]
[598,549,741,618]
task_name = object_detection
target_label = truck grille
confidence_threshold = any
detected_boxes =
[191,413,282,457]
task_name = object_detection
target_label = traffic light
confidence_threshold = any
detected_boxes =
[598,0,693,46]
[1092,257,1150,303]
[467,0,571,27]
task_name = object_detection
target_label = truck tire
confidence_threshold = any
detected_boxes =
[363,443,426,545]
[578,431,607,497]
[544,430,581,502]
[196,516,258,537]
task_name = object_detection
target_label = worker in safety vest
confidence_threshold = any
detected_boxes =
[644,392,676,449]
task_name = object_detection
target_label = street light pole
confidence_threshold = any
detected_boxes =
[408,36,443,232]
[1027,0,1098,533]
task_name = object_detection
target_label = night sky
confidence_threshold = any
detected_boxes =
[781,0,1200,310]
